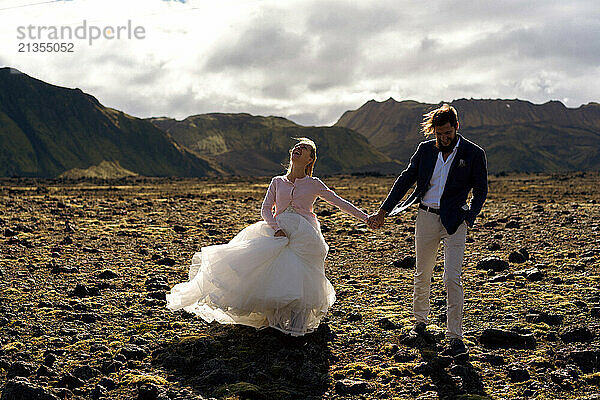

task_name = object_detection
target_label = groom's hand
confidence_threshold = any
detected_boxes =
[367,209,387,229]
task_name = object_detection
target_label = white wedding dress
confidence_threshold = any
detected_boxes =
[166,206,335,336]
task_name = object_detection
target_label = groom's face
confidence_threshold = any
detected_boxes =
[434,122,458,151]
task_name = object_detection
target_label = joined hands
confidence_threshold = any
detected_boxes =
[367,209,387,229]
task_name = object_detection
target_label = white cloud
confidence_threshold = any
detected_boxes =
[1,0,599,125]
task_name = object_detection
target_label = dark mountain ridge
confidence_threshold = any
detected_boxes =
[335,97,600,173]
[2,66,598,177]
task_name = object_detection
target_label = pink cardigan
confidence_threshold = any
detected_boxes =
[261,175,368,231]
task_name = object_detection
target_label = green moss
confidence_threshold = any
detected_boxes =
[470,360,485,371]
[420,348,438,360]
[381,342,398,355]
[531,322,551,332]
[1,342,24,352]
[141,332,157,341]
[66,339,95,352]
[108,340,125,348]
[37,308,61,318]
[176,334,210,344]
[120,373,168,386]
[333,362,376,379]
[213,382,263,398]
[131,322,155,333]
[584,372,600,385]
[384,364,415,378]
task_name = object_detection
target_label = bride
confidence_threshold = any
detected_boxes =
[166,138,368,336]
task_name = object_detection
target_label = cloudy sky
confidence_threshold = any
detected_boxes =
[1,0,599,125]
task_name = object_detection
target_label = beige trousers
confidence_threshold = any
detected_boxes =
[414,208,467,339]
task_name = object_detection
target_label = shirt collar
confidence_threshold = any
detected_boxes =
[283,175,309,184]
[452,137,461,154]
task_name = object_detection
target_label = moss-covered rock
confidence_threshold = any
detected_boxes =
[213,382,264,399]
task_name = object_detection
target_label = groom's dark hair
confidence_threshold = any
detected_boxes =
[420,104,458,136]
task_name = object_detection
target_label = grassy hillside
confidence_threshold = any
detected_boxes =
[148,113,402,176]
[0,68,221,178]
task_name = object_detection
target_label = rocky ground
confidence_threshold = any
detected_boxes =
[0,172,599,400]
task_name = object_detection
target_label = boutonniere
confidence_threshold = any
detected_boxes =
[458,159,466,167]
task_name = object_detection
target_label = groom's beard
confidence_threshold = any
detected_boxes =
[436,135,459,153]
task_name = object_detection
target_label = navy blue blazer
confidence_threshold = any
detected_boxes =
[381,134,488,235]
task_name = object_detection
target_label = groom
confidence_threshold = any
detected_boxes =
[368,104,488,356]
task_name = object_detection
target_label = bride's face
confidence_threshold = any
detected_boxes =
[290,143,314,167]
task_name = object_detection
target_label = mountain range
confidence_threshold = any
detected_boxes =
[147,114,399,176]
[0,67,399,178]
[1,67,599,177]
[335,98,600,173]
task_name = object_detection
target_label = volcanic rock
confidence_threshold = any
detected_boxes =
[565,349,600,372]
[487,242,501,251]
[1,377,59,400]
[71,365,98,381]
[97,377,116,390]
[515,268,543,281]
[6,362,35,379]
[137,383,160,400]
[509,251,527,263]
[88,384,106,400]
[156,258,176,267]
[475,257,509,272]
[56,373,84,389]
[43,354,56,368]
[145,277,170,291]
[335,379,372,394]
[560,326,595,343]
[118,344,147,360]
[392,256,415,269]
[478,328,536,349]
[505,220,521,229]
[507,364,530,382]
[98,269,119,279]
[347,312,362,322]
[172,225,187,233]
[550,367,579,389]
[525,311,563,326]
[489,274,510,283]
[4,228,17,237]
[378,317,401,330]
[35,365,57,378]
[50,263,79,274]
[72,284,90,298]
[393,349,418,363]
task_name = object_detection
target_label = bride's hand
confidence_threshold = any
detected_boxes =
[274,229,287,237]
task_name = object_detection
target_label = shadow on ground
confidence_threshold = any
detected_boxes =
[152,320,333,399]
[402,333,489,400]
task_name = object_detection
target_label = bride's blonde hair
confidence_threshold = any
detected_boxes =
[285,137,317,176]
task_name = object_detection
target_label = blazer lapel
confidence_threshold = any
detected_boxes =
[447,134,466,179]
[424,145,438,185]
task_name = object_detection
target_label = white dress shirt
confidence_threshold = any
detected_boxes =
[421,137,460,208]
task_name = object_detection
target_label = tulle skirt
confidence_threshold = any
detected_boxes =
[166,208,335,336]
